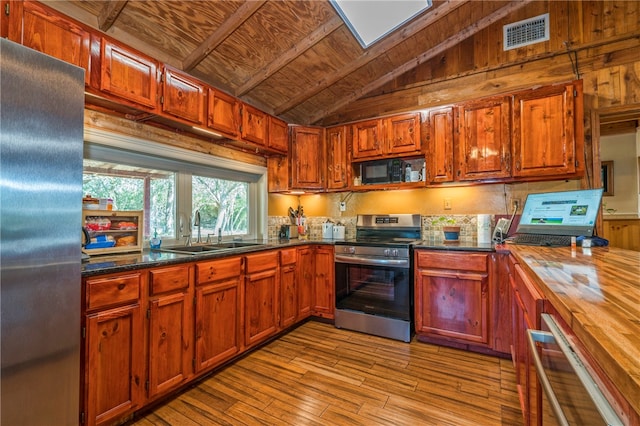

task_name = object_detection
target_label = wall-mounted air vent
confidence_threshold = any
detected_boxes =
[503,13,549,51]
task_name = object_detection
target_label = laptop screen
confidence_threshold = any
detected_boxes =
[516,188,604,237]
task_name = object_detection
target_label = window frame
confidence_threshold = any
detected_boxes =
[84,127,268,246]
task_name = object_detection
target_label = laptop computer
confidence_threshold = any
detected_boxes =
[507,188,604,246]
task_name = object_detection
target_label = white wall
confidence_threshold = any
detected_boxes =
[600,129,640,216]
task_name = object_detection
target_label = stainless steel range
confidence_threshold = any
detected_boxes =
[334,214,421,342]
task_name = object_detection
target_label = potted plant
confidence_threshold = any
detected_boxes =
[437,216,460,241]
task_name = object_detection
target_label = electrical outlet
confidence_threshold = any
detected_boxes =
[339,201,346,212]
[444,198,452,210]
[511,198,521,211]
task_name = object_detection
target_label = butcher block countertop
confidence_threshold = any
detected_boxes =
[506,244,640,418]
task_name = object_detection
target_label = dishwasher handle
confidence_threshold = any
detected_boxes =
[527,329,570,426]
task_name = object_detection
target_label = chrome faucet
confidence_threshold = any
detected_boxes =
[193,210,202,244]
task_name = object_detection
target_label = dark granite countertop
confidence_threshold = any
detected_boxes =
[413,239,495,252]
[82,239,334,277]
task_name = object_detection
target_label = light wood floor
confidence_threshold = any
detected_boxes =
[130,321,522,425]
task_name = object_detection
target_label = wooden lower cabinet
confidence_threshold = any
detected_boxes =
[414,250,490,345]
[313,245,335,319]
[509,255,544,426]
[243,251,280,348]
[147,265,194,398]
[297,246,314,319]
[83,272,145,426]
[194,257,242,373]
[82,245,336,425]
[280,248,298,329]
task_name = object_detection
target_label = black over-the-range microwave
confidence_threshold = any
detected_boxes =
[360,158,404,184]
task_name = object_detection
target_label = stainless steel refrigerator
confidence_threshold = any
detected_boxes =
[1,38,84,425]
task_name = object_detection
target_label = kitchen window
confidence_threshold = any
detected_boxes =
[83,128,267,245]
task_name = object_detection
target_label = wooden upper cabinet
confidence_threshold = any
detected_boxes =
[100,38,159,109]
[326,125,349,190]
[268,116,289,154]
[290,126,324,190]
[456,97,511,181]
[385,113,421,156]
[161,66,205,125]
[267,156,289,193]
[352,119,383,159]
[207,88,240,137]
[512,82,581,178]
[426,107,454,183]
[241,103,268,146]
[8,1,91,83]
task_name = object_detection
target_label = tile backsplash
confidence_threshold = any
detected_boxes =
[267,214,494,242]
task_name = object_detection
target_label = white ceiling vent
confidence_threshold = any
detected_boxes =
[503,13,549,51]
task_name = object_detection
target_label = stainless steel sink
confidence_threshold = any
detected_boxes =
[160,242,265,255]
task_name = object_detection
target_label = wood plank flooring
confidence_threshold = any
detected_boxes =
[130,321,522,425]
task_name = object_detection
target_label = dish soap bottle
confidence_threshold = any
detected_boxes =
[150,229,162,250]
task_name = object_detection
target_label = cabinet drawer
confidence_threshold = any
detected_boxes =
[416,251,487,272]
[196,257,242,285]
[245,251,279,274]
[86,273,141,311]
[514,264,544,325]
[149,265,190,295]
[280,248,297,266]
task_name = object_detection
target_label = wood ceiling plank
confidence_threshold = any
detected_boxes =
[98,0,129,31]
[236,15,344,96]
[272,0,470,116]
[183,0,267,72]
[308,0,534,124]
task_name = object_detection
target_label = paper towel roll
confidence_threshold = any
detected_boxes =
[477,214,492,244]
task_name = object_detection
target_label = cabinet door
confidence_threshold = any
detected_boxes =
[290,126,324,190]
[512,82,578,178]
[386,113,421,156]
[296,247,314,319]
[313,246,335,319]
[326,125,349,190]
[415,270,488,344]
[100,38,159,109]
[456,97,511,181]
[194,279,241,373]
[241,103,267,146]
[161,67,205,124]
[147,266,193,399]
[352,119,383,159]
[8,1,91,83]
[280,264,297,328]
[415,251,489,345]
[244,268,279,348]
[268,116,289,153]
[207,88,240,137]
[267,155,289,192]
[426,107,454,183]
[85,304,144,426]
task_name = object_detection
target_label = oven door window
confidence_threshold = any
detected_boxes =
[335,263,410,320]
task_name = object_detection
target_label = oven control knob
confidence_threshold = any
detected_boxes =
[392,249,399,257]
[345,246,356,254]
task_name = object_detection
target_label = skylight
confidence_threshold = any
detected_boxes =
[331,0,432,48]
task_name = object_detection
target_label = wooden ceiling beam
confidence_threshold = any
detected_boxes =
[97,0,129,32]
[272,0,469,116]
[308,0,534,124]
[236,15,344,96]
[182,0,267,72]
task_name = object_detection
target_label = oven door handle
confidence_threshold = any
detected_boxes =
[334,255,409,268]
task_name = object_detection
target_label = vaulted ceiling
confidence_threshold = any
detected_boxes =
[48,0,535,126]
